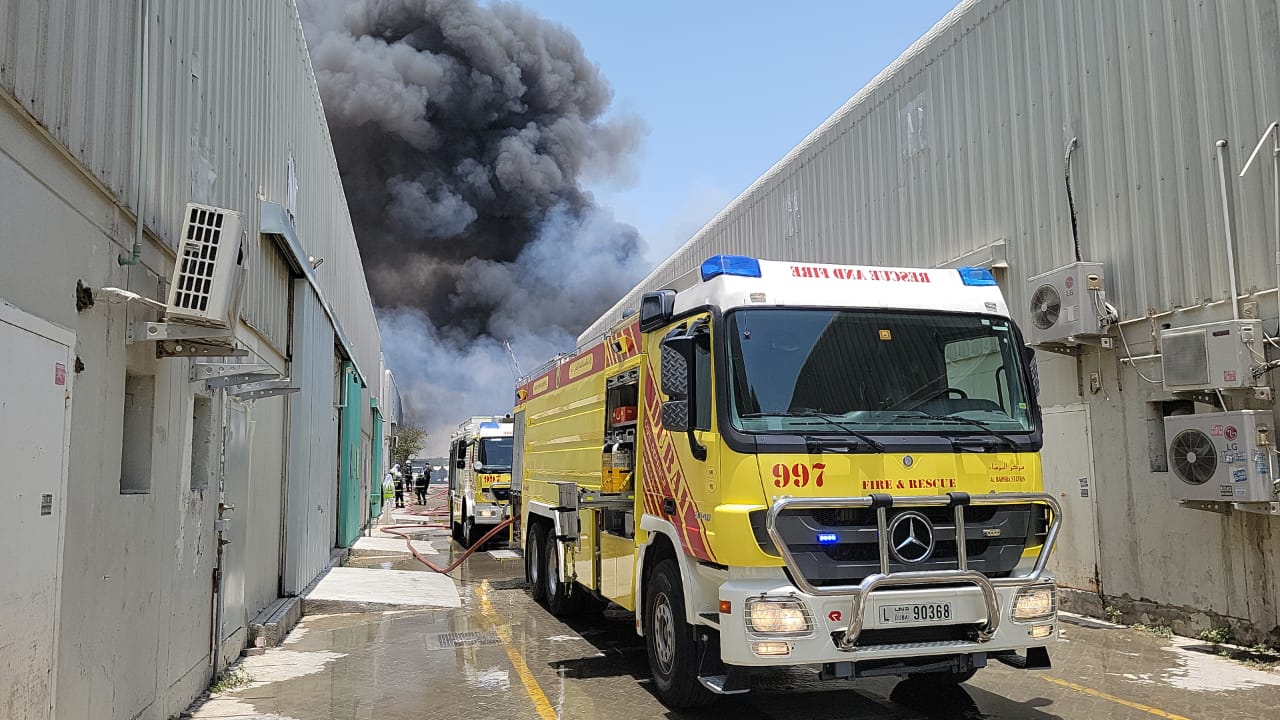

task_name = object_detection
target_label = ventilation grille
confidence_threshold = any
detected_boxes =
[1170,429,1217,486]
[172,206,227,313]
[1029,284,1062,330]
[1162,330,1210,388]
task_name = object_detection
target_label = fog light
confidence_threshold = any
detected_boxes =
[1029,624,1054,639]
[745,598,812,635]
[477,509,498,518]
[1012,586,1056,621]
[752,641,790,656]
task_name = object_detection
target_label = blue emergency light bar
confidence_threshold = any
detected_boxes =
[957,266,998,286]
[701,254,762,281]
[479,421,501,429]
[817,532,839,545]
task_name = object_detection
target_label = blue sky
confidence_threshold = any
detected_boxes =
[519,0,960,264]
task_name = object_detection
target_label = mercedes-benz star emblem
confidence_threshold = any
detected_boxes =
[888,511,935,564]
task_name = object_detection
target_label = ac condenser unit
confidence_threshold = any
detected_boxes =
[1160,320,1261,393]
[1166,410,1275,503]
[165,203,245,328]
[1025,262,1107,346]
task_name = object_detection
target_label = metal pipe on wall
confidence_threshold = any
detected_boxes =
[1215,140,1241,320]
[1240,122,1280,325]
[119,0,150,266]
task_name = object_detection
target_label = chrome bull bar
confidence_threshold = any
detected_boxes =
[764,492,1062,651]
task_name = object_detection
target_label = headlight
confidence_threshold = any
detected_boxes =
[745,598,812,636]
[477,508,499,518]
[1012,586,1057,621]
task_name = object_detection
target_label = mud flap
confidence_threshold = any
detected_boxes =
[993,647,1051,670]
[696,630,750,694]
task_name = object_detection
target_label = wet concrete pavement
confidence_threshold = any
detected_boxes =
[190,518,1280,720]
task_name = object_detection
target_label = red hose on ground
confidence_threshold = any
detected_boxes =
[380,518,516,574]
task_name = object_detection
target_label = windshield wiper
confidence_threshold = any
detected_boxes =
[891,412,1022,451]
[741,410,885,451]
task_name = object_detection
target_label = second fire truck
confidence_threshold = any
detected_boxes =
[448,416,515,547]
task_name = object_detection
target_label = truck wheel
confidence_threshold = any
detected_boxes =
[463,509,479,549]
[526,523,547,602]
[544,533,581,617]
[908,668,978,685]
[644,559,716,708]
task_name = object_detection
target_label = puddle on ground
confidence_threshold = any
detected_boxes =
[1159,637,1280,692]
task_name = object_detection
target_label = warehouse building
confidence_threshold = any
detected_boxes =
[584,0,1280,644]
[0,2,391,718]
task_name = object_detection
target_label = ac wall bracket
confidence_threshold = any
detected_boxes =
[134,321,235,343]
[1034,335,1114,357]
[191,362,277,388]
[230,379,300,401]
[1178,499,1232,515]
[1231,501,1280,517]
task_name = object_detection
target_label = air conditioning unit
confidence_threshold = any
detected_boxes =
[1167,410,1275,502]
[1161,320,1261,393]
[165,203,245,328]
[1025,262,1107,346]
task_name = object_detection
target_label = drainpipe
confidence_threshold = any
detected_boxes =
[1240,122,1280,323]
[119,0,150,266]
[211,389,230,673]
[1215,140,1241,320]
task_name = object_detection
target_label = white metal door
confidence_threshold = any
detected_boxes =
[0,302,74,720]
[1041,405,1102,593]
[220,400,251,645]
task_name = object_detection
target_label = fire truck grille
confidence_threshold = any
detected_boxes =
[753,504,1037,587]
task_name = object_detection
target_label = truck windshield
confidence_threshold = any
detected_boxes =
[477,437,513,470]
[725,309,1034,436]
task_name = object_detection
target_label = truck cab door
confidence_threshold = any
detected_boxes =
[643,312,721,563]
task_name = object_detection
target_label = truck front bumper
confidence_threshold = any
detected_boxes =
[717,575,1058,666]
[471,502,510,525]
[717,491,1062,668]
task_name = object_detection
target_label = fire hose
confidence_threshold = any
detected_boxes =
[379,518,515,574]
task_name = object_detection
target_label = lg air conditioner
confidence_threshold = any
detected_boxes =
[1166,410,1275,503]
[1025,262,1108,346]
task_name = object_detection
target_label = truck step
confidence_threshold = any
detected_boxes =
[697,668,751,695]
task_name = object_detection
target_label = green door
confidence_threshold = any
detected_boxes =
[337,363,363,547]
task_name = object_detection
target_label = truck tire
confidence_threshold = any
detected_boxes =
[526,522,547,602]
[543,532,581,617]
[644,559,717,708]
[463,507,479,549]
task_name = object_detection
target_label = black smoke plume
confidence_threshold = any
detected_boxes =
[299,0,646,452]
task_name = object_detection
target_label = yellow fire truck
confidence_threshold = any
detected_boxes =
[448,416,515,547]
[512,255,1062,707]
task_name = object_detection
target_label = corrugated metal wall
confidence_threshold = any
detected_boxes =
[0,0,380,375]
[283,280,338,595]
[583,0,1280,342]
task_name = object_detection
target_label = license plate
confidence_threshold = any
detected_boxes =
[879,602,953,624]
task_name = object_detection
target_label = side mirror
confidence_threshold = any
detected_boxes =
[473,460,483,472]
[660,335,695,398]
[1023,345,1040,398]
[661,399,690,433]
[639,290,677,332]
